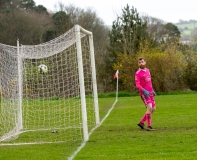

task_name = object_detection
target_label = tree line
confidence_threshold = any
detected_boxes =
[0,1,196,93]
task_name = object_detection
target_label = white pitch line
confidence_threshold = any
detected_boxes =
[68,99,118,160]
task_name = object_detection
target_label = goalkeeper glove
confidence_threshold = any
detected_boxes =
[153,89,156,96]
[142,89,150,98]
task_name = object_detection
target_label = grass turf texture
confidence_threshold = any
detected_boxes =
[75,93,197,160]
[0,93,197,159]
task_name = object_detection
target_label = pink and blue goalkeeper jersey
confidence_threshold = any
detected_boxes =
[135,68,153,95]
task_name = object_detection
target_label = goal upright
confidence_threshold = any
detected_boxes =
[0,25,99,144]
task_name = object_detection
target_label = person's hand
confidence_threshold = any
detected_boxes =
[142,89,150,98]
[153,89,156,96]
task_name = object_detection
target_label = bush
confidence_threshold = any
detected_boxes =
[183,51,197,91]
[113,42,187,92]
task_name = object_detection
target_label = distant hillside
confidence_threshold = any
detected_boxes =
[175,20,197,41]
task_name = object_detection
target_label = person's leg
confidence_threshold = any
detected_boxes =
[138,114,146,129]
[137,95,150,129]
[140,114,146,124]
[146,101,156,131]
[151,96,156,113]
[145,103,152,127]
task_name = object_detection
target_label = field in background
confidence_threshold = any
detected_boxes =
[0,97,116,160]
[175,21,197,40]
[0,93,197,159]
[75,93,197,160]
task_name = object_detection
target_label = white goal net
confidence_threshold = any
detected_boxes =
[0,25,99,145]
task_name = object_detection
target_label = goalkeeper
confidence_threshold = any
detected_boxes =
[135,57,156,131]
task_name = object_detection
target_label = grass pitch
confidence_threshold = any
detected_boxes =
[0,93,197,159]
[74,94,197,160]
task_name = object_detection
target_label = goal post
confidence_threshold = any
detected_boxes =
[0,25,100,144]
[17,39,23,133]
[75,25,100,141]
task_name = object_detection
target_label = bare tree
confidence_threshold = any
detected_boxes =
[63,4,110,92]
[0,10,54,45]
[142,14,166,42]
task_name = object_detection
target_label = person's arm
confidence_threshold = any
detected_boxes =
[135,74,150,97]
[152,89,156,96]
[135,74,143,91]
[142,89,150,97]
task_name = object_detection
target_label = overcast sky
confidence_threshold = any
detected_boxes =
[34,0,197,25]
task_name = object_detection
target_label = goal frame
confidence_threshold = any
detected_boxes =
[0,24,100,143]
[74,25,100,141]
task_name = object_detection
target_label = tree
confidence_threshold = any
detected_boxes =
[35,5,48,14]
[52,11,73,35]
[0,10,54,45]
[106,4,149,91]
[0,0,12,9]
[63,4,110,92]
[142,15,181,44]
[109,4,148,56]
[142,15,165,44]
[183,50,197,91]
[0,0,18,12]
[0,0,48,13]
[163,23,181,41]
[19,0,36,10]
[165,23,180,37]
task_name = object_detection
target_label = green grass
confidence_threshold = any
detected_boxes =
[1,93,197,159]
[176,21,197,37]
[74,93,197,160]
[176,22,196,30]
[0,97,94,144]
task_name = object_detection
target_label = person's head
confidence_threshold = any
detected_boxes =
[138,57,146,69]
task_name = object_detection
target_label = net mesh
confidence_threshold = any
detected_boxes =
[0,25,97,144]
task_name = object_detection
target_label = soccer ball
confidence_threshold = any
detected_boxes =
[38,64,48,74]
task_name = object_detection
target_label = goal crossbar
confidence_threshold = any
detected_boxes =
[0,25,99,144]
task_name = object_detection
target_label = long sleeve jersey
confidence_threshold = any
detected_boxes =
[135,68,153,95]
